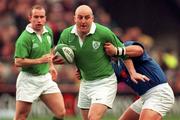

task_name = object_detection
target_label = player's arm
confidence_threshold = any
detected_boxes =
[14,35,53,67]
[15,54,52,67]
[123,59,149,84]
[104,42,149,83]
[49,49,58,80]
[104,42,143,57]
[125,45,143,57]
[103,29,127,58]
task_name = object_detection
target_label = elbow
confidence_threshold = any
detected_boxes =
[133,46,144,56]
[137,48,144,56]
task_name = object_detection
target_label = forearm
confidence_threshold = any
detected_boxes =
[125,45,143,57]
[15,53,52,67]
[14,58,42,67]
[123,59,136,76]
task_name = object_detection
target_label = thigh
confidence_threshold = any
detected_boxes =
[119,107,139,120]
[142,83,175,117]
[139,109,162,120]
[14,101,32,118]
[88,103,108,120]
[129,98,143,114]
[40,93,65,114]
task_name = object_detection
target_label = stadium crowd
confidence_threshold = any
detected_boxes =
[0,0,180,105]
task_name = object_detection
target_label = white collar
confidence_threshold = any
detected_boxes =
[71,22,96,35]
[25,24,48,34]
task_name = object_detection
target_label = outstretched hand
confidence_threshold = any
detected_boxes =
[130,72,150,84]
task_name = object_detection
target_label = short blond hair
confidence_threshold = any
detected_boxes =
[29,5,46,16]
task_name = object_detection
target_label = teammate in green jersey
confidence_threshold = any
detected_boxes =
[56,5,141,120]
[14,5,65,120]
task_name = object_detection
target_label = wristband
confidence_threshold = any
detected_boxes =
[117,47,126,55]
[122,47,126,55]
[116,48,119,55]
[118,47,123,55]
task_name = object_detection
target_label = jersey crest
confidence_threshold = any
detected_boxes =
[92,41,101,50]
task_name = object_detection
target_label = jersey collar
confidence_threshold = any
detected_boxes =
[26,24,48,34]
[71,22,96,36]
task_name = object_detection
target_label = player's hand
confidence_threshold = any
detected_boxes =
[104,42,117,56]
[39,54,52,63]
[52,55,65,64]
[130,72,150,84]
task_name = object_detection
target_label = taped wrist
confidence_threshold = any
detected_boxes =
[117,47,126,56]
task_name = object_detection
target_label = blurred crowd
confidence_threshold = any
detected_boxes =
[0,0,180,95]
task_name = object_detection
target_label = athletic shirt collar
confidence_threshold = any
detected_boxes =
[26,24,48,34]
[71,22,96,36]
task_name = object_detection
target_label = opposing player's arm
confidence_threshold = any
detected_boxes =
[125,45,143,57]
[104,40,149,83]
[123,59,149,84]
[104,41,144,58]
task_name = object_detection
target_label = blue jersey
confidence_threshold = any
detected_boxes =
[113,40,167,95]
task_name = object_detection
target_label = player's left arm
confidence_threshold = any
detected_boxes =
[104,33,127,58]
[123,59,149,84]
[49,52,58,81]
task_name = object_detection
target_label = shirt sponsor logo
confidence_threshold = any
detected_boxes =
[92,41,101,50]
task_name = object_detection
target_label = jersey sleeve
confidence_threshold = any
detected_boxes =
[106,30,128,60]
[14,31,32,58]
[57,29,69,45]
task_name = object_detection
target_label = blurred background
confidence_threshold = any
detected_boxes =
[0,0,180,119]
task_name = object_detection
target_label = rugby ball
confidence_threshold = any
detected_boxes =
[54,44,74,64]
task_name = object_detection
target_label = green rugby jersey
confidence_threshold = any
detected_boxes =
[58,23,126,80]
[14,24,53,75]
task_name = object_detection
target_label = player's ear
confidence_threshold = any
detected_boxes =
[28,15,32,22]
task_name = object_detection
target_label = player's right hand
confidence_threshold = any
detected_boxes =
[130,73,150,84]
[39,54,53,63]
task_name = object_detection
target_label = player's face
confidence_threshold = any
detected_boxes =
[74,13,94,35]
[29,9,46,32]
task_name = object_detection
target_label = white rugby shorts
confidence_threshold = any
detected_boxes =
[78,73,117,109]
[130,83,175,116]
[16,71,60,102]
